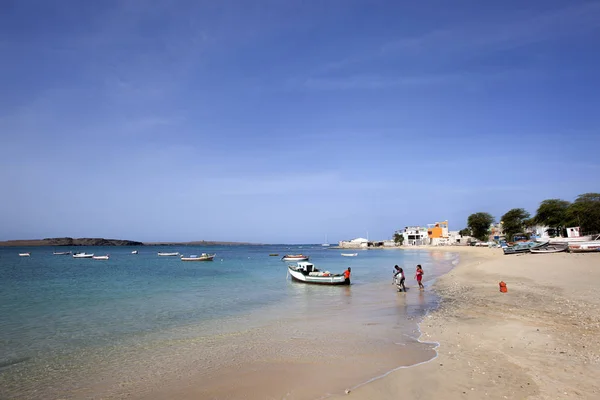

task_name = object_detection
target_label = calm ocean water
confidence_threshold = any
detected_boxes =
[0,245,458,399]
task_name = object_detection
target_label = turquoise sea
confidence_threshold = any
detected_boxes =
[0,245,458,399]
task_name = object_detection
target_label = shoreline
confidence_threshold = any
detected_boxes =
[330,247,600,399]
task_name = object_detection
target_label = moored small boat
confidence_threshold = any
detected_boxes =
[341,253,358,257]
[131,250,139,254]
[19,252,30,257]
[281,254,309,261]
[53,251,72,255]
[181,253,215,261]
[73,253,94,258]
[269,253,279,256]
[92,255,110,260]
[287,262,349,285]
[158,252,180,257]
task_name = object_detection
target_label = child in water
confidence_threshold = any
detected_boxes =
[394,265,406,292]
[415,265,424,290]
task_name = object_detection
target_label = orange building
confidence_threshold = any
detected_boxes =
[427,221,449,241]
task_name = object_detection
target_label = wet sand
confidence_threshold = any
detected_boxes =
[332,247,600,399]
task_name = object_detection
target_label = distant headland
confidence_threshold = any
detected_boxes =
[0,237,145,247]
[0,238,261,247]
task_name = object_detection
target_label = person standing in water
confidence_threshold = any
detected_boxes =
[415,264,424,290]
[394,266,406,292]
[343,267,351,284]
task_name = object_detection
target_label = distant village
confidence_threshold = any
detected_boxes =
[337,220,577,248]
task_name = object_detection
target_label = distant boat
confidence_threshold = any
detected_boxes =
[288,262,349,285]
[181,253,215,261]
[321,235,330,247]
[269,253,279,256]
[53,251,72,255]
[131,250,138,254]
[158,252,180,257]
[281,254,309,261]
[341,253,358,257]
[19,252,30,257]
[73,253,94,258]
[92,255,110,260]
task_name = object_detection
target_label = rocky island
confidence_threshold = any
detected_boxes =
[0,237,145,247]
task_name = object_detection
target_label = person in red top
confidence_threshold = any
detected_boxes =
[415,264,424,290]
[343,267,351,284]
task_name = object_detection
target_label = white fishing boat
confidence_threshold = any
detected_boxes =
[53,251,72,255]
[341,253,358,257]
[181,253,216,261]
[568,235,600,253]
[158,252,180,256]
[287,262,349,285]
[73,253,94,258]
[281,254,309,261]
[131,250,138,254]
[92,255,110,260]
[19,252,30,257]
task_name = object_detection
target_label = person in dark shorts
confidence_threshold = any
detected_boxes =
[343,267,351,284]
[394,266,406,292]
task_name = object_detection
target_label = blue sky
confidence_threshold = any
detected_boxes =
[1,0,599,243]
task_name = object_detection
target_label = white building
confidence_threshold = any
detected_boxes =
[397,227,428,246]
[339,237,369,248]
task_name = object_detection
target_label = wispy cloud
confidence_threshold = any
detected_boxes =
[382,2,600,55]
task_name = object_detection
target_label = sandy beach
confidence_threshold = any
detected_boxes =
[332,246,600,399]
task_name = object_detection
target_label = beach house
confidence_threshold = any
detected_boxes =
[397,227,429,246]
[427,221,449,245]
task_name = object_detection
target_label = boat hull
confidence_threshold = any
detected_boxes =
[181,255,215,261]
[158,252,180,256]
[73,253,94,258]
[92,256,109,260]
[281,255,309,261]
[288,267,349,285]
[530,244,568,254]
[568,243,600,253]
[19,253,30,257]
[341,253,358,257]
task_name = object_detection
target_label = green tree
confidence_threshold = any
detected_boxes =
[393,232,404,246]
[501,208,531,241]
[566,193,600,234]
[458,228,471,237]
[534,199,570,236]
[467,212,494,242]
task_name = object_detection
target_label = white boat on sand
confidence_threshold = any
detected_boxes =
[281,254,309,261]
[568,235,600,253]
[93,255,110,260]
[341,253,358,257]
[288,262,349,285]
[181,253,216,261]
[158,252,180,257]
[73,253,94,258]
[530,243,568,254]
[19,253,30,257]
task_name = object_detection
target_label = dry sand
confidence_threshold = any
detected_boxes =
[331,247,600,399]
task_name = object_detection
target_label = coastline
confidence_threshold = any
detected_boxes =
[330,247,600,399]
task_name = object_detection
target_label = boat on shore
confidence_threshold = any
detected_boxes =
[53,251,72,255]
[530,243,568,254]
[568,235,600,253]
[341,253,358,257]
[92,255,110,260]
[287,262,349,285]
[73,253,94,258]
[19,253,30,257]
[535,235,594,244]
[503,242,540,255]
[158,252,180,257]
[281,254,309,261]
[181,253,215,261]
